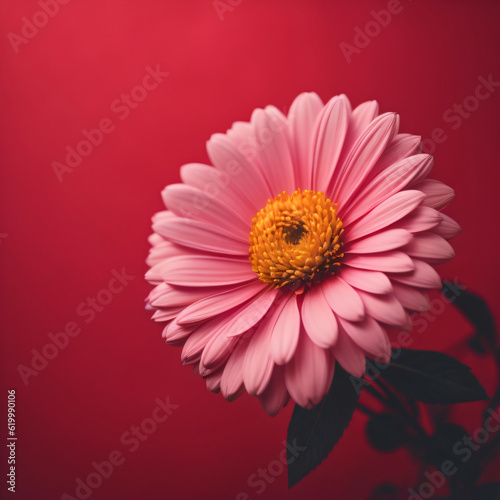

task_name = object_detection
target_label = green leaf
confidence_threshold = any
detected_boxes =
[287,363,360,488]
[380,348,489,404]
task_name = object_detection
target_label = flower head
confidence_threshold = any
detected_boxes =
[146,93,460,415]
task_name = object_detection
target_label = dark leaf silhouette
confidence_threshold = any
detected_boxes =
[381,349,489,404]
[442,281,496,353]
[287,363,360,488]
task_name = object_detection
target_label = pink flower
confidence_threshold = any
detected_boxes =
[146,93,460,416]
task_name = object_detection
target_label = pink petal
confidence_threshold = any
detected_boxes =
[369,133,422,178]
[258,365,289,416]
[321,276,365,321]
[162,255,256,287]
[332,113,399,208]
[176,281,266,325]
[391,282,431,312]
[342,154,433,225]
[390,259,442,289]
[339,267,393,294]
[225,288,279,338]
[200,327,239,375]
[206,134,272,212]
[344,251,414,273]
[181,315,227,364]
[205,366,223,393]
[146,240,186,272]
[346,229,413,254]
[180,162,256,222]
[154,217,250,255]
[345,190,426,242]
[393,206,441,233]
[198,287,278,372]
[225,121,271,187]
[340,100,379,155]
[301,285,339,348]
[162,184,250,240]
[338,316,391,363]
[147,282,170,305]
[312,95,350,192]
[332,332,366,378]
[288,92,324,188]
[431,213,461,240]
[152,306,183,322]
[412,179,455,210]
[149,283,226,308]
[357,290,410,330]
[151,210,175,224]
[270,293,301,365]
[221,337,248,401]
[242,315,276,396]
[147,246,212,283]
[250,108,296,195]
[225,121,254,148]
[404,233,455,263]
[163,319,196,343]
[285,331,335,408]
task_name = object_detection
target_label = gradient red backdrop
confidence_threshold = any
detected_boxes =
[1,1,500,499]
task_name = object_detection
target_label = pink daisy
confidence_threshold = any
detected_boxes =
[146,93,460,416]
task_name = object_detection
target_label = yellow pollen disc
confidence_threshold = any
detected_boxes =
[249,189,344,289]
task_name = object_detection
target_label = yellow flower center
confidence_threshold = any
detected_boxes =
[249,189,344,290]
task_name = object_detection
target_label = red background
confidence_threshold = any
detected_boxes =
[1,1,500,499]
